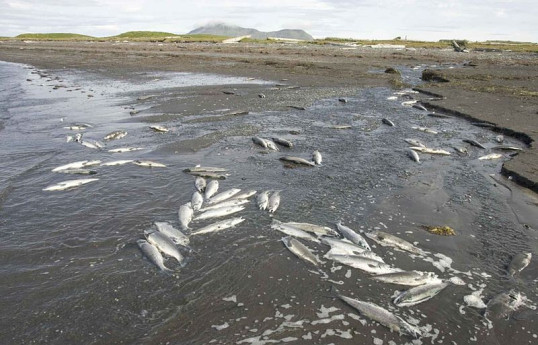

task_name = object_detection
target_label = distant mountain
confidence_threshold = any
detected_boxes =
[188,23,313,40]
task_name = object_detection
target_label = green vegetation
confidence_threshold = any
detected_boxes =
[5,32,538,52]
[15,33,94,40]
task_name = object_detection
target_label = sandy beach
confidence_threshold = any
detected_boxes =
[0,40,536,191]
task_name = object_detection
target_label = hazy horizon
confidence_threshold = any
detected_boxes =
[1,1,536,42]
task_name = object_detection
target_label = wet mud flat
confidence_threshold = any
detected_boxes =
[0,60,537,345]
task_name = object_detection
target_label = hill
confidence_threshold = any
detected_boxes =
[188,23,313,40]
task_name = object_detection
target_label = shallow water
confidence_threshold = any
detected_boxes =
[0,60,537,345]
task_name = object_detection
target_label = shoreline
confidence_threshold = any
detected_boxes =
[1,40,536,192]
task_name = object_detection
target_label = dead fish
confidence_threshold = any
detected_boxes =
[194,177,206,192]
[199,198,248,212]
[191,217,245,235]
[183,166,227,173]
[149,125,169,133]
[43,178,99,191]
[265,139,279,151]
[366,231,424,255]
[144,230,186,266]
[207,188,241,205]
[407,149,420,163]
[187,171,229,179]
[326,254,402,274]
[271,220,320,243]
[279,156,316,167]
[330,125,352,129]
[478,153,503,160]
[178,202,194,230]
[410,147,451,155]
[204,180,219,199]
[312,150,322,165]
[57,168,97,175]
[491,145,522,151]
[195,205,245,221]
[257,190,270,210]
[382,118,395,126]
[393,282,449,307]
[232,190,257,200]
[272,137,293,148]
[191,191,204,211]
[412,104,428,111]
[288,105,306,110]
[336,222,370,250]
[133,160,166,168]
[332,287,421,338]
[412,126,438,134]
[321,237,379,258]
[104,130,127,141]
[427,113,451,118]
[268,190,281,213]
[74,133,83,143]
[80,140,101,150]
[252,136,268,148]
[401,100,418,106]
[453,146,468,155]
[137,239,172,272]
[108,147,143,153]
[338,98,347,103]
[485,290,527,320]
[100,160,134,166]
[285,222,337,236]
[404,139,425,147]
[495,135,504,143]
[64,123,92,130]
[508,252,532,276]
[52,160,101,172]
[463,139,486,149]
[282,236,319,266]
[155,221,189,247]
[372,271,440,286]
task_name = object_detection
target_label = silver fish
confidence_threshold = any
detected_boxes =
[104,130,127,141]
[150,125,169,132]
[108,147,143,153]
[508,252,532,276]
[43,178,99,191]
[178,202,194,230]
[232,190,257,200]
[137,239,172,272]
[207,188,241,205]
[205,180,219,199]
[485,290,526,320]
[268,190,281,213]
[410,147,451,155]
[191,217,245,235]
[393,282,448,307]
[453,146,468,154]
[155,222,190,247]
[285,222,337,236]
[372,271,440,286]
[382,118,395,126]
[491,145,522,151]
[366,231,424,255]
[412,126,438,134]
[279,156,316,167]
[133,160,166,168]
[66,135,73,143]
[145,230,185,266]
[321,237,375,256]
[282,236,319,266]
[184,166,227,173]
[478,153,502,160]
[404,139,425,148]
[336,222,370,250]
[333,287,421,338]
[101,160,134,166]
[52,160,101,172]
[195,205,245,221]
[312,150,322,165]
[199,198,248,212]
[271,220,320,243]
[495,135,504,143]
[57,168,97,175]
[186,171,229,179]
[325,248,384,263]
[80,141,101,150]
[272,137,293,148]
[407,149,420,163]
[252,136,268,148]
[74,133,83,143]
[463,139,486,149]
[257,190,270,210]
[191,191,204,211]
[326,254,402,274]
[194,177,206,192]
[265,139,279,151]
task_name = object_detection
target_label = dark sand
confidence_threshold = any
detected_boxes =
[1,40,536,191]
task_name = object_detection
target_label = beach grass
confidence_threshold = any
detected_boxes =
[15,33,95,40]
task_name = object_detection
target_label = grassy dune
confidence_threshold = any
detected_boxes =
[4,31,537,52]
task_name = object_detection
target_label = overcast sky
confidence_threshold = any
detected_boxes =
[1,0,536,42]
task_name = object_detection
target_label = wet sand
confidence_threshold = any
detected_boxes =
[0,40,537,192]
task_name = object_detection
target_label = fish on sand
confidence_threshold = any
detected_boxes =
[282,236,319,266]
[137,239,172,272]
[43,178,99,191]
[191,217,245,235]
[393,282,449,307]
[508,252,532,276]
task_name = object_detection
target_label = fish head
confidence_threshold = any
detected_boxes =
[397,317,422,338]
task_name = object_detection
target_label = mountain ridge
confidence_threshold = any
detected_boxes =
[188,23,313,40]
